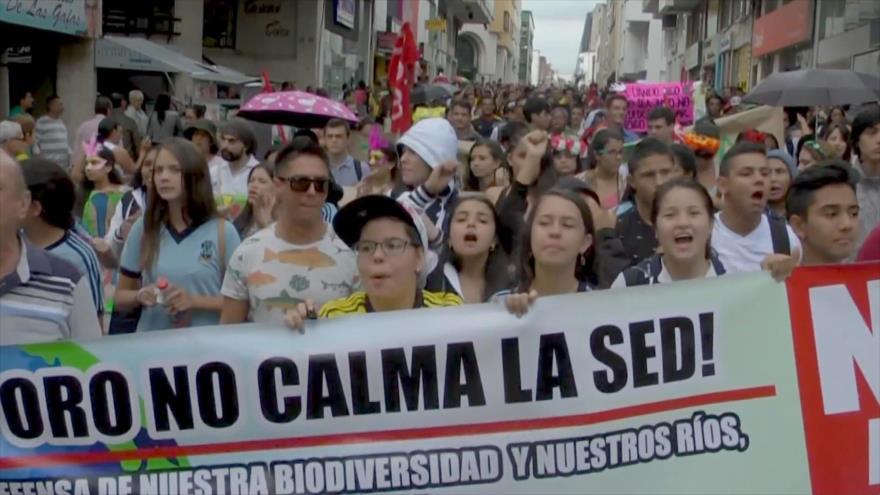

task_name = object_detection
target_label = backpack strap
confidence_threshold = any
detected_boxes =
[622,255,664,287]
[217,219,227,281]
[766,211,791,255]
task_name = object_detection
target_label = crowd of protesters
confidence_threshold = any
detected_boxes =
[1,80,878,344]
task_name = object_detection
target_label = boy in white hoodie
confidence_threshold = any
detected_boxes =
[394,118,461,238]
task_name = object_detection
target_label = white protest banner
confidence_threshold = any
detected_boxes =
[1,265,877,494]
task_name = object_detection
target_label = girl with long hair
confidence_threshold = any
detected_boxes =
[549,134,585,177]
[115,138,240,331]
[503,188,596,317]
[426,194,513,303]
[465,139,510,202]
[146,93,184,141]
[578,128,625,210]
[233,161,276,239]
[81,137,126,239]
[820,123,851,162]
[613,178,725,287]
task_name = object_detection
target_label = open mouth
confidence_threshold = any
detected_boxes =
[463,232,478,243]
[751,191,765,201]
[674,234,694,246]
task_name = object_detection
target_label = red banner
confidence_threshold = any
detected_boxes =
[388,22,419,133]
[787,263,880,495]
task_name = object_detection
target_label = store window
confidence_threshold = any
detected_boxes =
[103,0,178,37]
[203,0,237,49]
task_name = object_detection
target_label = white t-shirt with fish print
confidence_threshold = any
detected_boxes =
[221,224,360,324]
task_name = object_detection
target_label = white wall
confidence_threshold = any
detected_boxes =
[460,23,497,81]
[204,0,322,87]
[618,0,666,80]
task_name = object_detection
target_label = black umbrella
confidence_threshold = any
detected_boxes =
[742,69,880,107]
[411,83,457,105]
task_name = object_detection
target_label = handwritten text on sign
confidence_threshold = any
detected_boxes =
[624,82,694,133]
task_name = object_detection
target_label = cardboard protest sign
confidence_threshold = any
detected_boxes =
[1,265,877,494]
[624,82,694,133]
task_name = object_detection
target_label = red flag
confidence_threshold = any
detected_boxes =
[389,23,419,133]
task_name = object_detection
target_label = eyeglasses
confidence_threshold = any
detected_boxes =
[277,175,329,193]
[354,238,412,256]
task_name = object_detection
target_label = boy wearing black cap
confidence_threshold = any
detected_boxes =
[284,194,461,331]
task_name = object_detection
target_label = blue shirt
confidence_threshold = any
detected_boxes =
[331,155,370,187]
[45,230,104,316]
[120,217,241,332]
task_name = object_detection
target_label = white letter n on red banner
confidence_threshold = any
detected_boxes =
[808,280,879,415]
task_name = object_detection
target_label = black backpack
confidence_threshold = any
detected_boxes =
[623,253,727,287]
[766,210,791,255]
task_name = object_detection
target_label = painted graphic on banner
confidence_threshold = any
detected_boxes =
[624,82,694,133]
[0,266,876,493]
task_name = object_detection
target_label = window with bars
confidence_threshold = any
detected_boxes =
[203,0,237,49]
[102,0,179,38]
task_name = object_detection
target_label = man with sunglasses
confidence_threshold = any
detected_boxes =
[220,141,359,325]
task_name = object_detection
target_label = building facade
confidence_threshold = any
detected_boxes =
[635,0,878,91]
[520,10,535,84]
[1,0,101,133]
[457,0,519,84]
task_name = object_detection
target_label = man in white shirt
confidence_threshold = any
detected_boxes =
[124,90,149,139]
[713,141,801,274]
[34,95,71,169]
[210,120,259,197]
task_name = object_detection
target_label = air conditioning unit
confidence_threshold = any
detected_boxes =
[662,14,677,29]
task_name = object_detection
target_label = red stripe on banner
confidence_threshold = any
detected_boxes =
[0,385,776,469]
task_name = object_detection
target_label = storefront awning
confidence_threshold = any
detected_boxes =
[96,36,257,85]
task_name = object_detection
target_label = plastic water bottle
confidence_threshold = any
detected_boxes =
[155,277,169,304]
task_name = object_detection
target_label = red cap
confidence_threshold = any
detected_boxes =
[156,277,169,290]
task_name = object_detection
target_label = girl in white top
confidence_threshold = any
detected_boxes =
[613,178,725,288]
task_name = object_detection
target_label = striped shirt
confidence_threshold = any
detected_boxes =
[319,290,462,318]
[34,115,70,169]
[45,231,105,316]
[0,237,101,345]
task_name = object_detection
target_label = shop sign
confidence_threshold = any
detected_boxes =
[4,45,31,63]
[752,0,811,58]
[377,31,397,54]
[425,17,447,32]
[0,0,100,37]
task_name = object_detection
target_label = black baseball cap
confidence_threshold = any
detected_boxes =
[332,195,423,248]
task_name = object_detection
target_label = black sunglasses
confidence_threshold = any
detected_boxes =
[277,175,329,193]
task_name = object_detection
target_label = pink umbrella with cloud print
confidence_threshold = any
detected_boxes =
[238,91,359,129]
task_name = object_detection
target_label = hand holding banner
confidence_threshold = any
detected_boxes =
[0,266,877,494]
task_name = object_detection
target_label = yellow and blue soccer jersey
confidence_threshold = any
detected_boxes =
[319,290,462,318]
[120,217,240,331]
